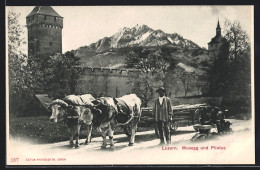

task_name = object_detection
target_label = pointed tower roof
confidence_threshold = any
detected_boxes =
[208,19,227,44]
[26,6,62,18]
[216,19,221,29]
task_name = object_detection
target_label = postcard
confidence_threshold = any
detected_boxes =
[6,5,254,165]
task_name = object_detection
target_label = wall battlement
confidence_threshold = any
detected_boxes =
[81,67,141,78]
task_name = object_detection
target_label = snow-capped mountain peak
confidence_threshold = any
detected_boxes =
[84,24,200,52]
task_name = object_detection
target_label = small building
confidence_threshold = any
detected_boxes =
[24,94,52,116]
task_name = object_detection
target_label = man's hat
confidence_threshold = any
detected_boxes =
[156,87,166,93]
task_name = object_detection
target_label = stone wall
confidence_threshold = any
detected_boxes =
[76,67,140,98]
[76,67,208,104]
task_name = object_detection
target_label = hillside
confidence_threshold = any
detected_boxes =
[69,24,210,69]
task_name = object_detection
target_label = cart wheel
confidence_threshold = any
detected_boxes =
[193,109,201,125]
[170,121,179,131]
[123,124,132,137]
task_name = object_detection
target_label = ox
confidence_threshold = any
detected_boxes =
[89,94,142,150]
[49,94,99,148]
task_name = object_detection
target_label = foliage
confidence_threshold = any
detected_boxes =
[125,48,157,107]
[206,44,230,96]
[125,47,177,106]
[8,10,83,116]
[175,67,196,97]
[223,19,251,97]
[44,52,82,99]
[152,48,178,94]
[8,10,34,115]
[201,19,251,115]
[224,20,250,61]
[202,19,250,99]
[191,48,203,57]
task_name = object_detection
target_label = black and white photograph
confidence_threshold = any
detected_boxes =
[6,5,254,165]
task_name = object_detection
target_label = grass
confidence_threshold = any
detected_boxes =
[9,115,155,144]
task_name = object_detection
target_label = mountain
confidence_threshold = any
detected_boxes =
[81,24,200,53]
[70,24,208,69]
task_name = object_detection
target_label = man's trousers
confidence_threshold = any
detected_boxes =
[157,121,171,143]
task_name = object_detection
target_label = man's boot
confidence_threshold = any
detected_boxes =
[158,138,165,145]
[157,122,165,145]
[166,139,171,145]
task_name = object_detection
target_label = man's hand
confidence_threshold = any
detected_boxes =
[169,115,173,121]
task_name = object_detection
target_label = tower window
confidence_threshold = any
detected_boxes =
[49,42,53,46]
[44,15,46,20]
[54,17,57,22]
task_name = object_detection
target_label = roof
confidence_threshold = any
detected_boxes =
[177,62,205,75]
[35,94,53,111]
[216,20,221,29]
[177,62,196,73]
[27,6,62,18]
[208,35,227,44]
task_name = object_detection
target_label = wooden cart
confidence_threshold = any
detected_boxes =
[141,104,208,138]
[170,103,207,131]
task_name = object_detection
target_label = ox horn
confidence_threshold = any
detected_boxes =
[113,98,118,105]
[92,99,102,107]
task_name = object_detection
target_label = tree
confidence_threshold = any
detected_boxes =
[44,52,82,99]
[192,73,204,96]
[224,20,250,62]
[125,47,177,106]
[175,67,194,97]
[8,10,34,115]
[223,19,251,95]
[223,19,251,115]
[202,19,251,115]
[125,48,157,107]
[153,47,178,95]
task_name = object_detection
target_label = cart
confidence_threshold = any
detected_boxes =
[141,104,208,138]
[170,103,207,131]
[122,103,212,137]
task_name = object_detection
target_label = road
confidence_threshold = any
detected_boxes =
[7,119,254,165]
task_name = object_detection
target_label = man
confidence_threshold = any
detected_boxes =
[153,87,173,145]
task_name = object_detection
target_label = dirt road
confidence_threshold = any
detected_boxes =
[7,119,254,165]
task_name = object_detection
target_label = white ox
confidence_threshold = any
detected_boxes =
[49,94,97,148]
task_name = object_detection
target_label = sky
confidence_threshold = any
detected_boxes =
[7,6,253,54]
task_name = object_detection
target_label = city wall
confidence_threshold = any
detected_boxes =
[76,67,208,106]
[76,67,141,98]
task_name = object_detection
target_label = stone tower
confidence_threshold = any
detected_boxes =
[26,6,63,59]
[208,20,228,56]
